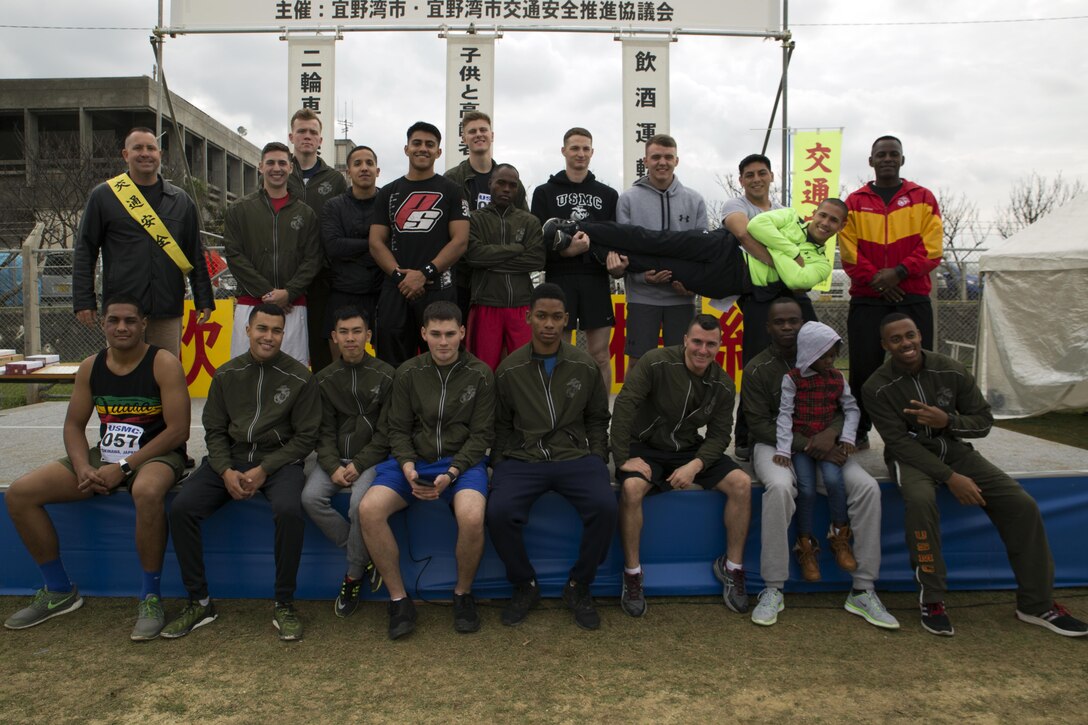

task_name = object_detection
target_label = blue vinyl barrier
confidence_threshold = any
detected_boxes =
[2,476,1086,600]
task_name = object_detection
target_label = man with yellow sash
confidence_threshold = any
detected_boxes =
[74,127,214,356]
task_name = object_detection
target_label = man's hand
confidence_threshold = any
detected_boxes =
[263,288,290,307]
[671,280,694,296]
[96,462,127,492]
[240,465,268,494]
[794,254,806,267]
[223,469,249,500]
[904,400,950,429]
[666,459,703,489]
[75,463,107,494]
[880,285,906,302]
[619,457,653,481]
[331,465,353,487]
[644,269,672,285]
[76,309,98,327]
[343,462,360,483]
[606,251,629,278]
[397,269,427,300]
[869,268,903,298]
[947,472,986,506]
[560,231,590,257]
[196,308,213,325]
[773,454,792,468]
[805,427,840,460]
[839,441,857,457]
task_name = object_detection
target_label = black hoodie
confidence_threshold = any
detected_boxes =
[530,170,618,276]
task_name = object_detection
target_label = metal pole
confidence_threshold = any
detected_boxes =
[155,0,165,139]
[781,0,789,206]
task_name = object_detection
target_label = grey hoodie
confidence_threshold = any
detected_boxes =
[617,175,707,304]
[775,321,861,455]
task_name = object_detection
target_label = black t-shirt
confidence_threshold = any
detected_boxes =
[869,181,902,207]
[469,169,493,211]
[373,174,469,271]
[135,178,164,211]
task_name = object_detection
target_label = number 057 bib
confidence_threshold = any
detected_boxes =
[99,422,144,463]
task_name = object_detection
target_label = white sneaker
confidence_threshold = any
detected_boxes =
[844,590,900,630]
[751,588,784,626]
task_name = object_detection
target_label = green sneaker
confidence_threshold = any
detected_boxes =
[273,602,304,641]
[130,594,166,641]
[160,600,217,639]
[4,587,84,630]
[364,560,384,593]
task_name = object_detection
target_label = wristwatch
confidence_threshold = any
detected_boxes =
[445,468,459,484]
[118,458,133,475]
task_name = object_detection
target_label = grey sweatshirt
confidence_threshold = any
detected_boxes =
[616,175,707,305]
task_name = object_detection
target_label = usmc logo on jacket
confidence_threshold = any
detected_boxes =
[274,385,291,405]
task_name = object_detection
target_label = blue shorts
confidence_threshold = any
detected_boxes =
[372,456,489,504]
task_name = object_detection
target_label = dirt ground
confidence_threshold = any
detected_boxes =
[2,590,1087,724]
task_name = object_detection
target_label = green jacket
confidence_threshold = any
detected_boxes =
[741,345,843,451]
[493,341,610,466]
[863,350,993,483]
[610,345,735,469]
[463,204,545,307]
[387,351,495,472]
[203,350,321,475]
[287,155,347,217]
[223,189,322,301]
[444,158,528,211]
[314,354,396,476]
[746,207,833,289]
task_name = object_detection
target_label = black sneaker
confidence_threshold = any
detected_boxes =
[334,575,363,618]
[452,592,481,634]
[1016,603,1088,637]
[620,571,647,617]
[364,560,383,593]
[562,579,600,631]
[502,580,541,627]
[733,445,751,462]
[920,601,955,636]
[387,598,417,640]
[712,555,750,614]
[542,217,577,252]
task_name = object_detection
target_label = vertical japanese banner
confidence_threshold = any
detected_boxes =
[790,130,843,292]
[445,35,495,159]
[287,36,337,157]
[621,38,670,189]
[181,299,233,397]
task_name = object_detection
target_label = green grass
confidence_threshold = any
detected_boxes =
[995,411,1088,450]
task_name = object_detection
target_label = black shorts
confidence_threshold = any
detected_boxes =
[616,443,741,494]
[624,302,695,357]
[549,273,615,330]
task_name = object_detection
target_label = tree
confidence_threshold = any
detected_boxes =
[937,189,991,301]
[995,172,1083,239]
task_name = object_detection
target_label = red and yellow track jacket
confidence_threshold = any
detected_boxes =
[839,180,943,298]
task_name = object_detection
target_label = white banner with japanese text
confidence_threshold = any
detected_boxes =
[621,37,669,189]
[445,35,496,160]
[287,35,336,157]
[170,1,781,34]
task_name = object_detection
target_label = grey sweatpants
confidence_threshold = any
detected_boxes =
[753,443,882,591]
[301,461,376,579]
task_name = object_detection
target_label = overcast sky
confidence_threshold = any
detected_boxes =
[3,1,1087,235]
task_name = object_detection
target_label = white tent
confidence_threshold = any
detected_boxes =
[977,193,1088,418]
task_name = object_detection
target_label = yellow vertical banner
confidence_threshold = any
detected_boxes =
[791,130,843,291]
[181,299,233,398]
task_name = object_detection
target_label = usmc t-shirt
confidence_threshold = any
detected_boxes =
[374,174,469,271]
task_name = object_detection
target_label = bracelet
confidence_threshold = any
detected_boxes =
[422,262,439,281]
[445,468,459,484]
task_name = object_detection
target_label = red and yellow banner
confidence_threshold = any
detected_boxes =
[181,299,233,397]
[791,130,843,292]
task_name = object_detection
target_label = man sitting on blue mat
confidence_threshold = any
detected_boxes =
[4,296,190,640]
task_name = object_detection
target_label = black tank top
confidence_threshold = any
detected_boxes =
[90,345,179,460]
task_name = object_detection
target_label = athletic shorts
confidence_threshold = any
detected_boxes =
[615,443,741,494]
[371,455,489,504]
[548,273,615,330]
[625,302,696,358]
[59,446,187,486]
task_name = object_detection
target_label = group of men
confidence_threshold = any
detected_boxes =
[3,116,1084,643]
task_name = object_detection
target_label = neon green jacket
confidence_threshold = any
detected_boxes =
[746,208,832,290]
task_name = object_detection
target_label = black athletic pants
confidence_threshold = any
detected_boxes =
[169,459,306,603]
[579,222,749,299]
[375,283,457,368]
[848,298,934,438]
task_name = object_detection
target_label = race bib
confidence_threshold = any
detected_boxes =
[475,193,491,210]
[99,422,143,463]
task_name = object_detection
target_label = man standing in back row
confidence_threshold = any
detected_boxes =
[840,135,943,447]
[370,121,470,368]
[532,127,618,391]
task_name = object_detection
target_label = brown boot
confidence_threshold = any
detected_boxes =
[828,524,858,572]
[794,536,821,582]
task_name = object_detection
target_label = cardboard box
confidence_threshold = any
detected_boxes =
[27,354,61,365]
[5,360,45,374]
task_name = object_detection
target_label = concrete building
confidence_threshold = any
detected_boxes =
[0,76,261,246]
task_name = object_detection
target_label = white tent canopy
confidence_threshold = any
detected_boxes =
[977,193,1088,418]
